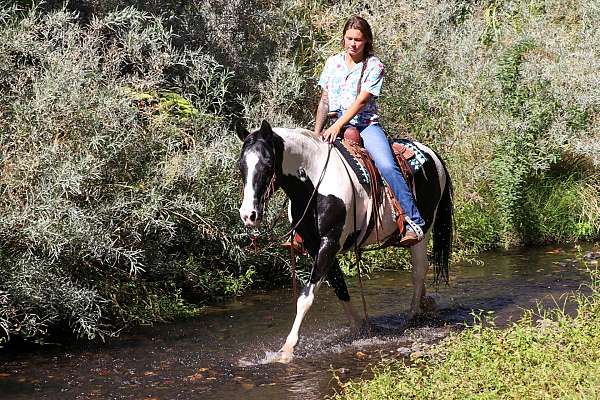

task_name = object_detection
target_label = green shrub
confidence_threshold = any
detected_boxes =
[520,173,600,243]
[2,0,600,347]
[0,4,287,344]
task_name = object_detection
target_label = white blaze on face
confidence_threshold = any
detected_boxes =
[239,151,261,226]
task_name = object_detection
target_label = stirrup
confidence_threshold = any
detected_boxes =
[404,216,424,240]
[398,217,423,247]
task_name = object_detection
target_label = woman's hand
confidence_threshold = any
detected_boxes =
[321,123,342,144]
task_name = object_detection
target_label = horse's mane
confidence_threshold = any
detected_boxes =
[272,127,321,143]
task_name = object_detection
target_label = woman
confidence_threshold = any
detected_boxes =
[315,15,425,245]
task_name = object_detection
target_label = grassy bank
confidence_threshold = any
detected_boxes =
[334,259,600,399]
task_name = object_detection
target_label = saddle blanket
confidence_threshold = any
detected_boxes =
[392,138,428,172]
[333,137,427,192]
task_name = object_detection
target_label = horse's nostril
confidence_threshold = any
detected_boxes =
[249,211,257,222]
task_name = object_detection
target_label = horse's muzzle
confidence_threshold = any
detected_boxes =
[240,208,261,227]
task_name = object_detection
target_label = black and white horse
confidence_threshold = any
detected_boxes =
[237,121,453,362]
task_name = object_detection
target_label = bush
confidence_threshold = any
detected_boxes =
[0,4,288,344]
[307,0,600,249]
[1,0,600,346]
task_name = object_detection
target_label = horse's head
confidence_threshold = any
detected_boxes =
[237,120,280,228]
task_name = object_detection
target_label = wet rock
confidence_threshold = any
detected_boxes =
[94,368,111,377]
[185,373,204,382]
[554,262,568,267]
[354,351,368,360]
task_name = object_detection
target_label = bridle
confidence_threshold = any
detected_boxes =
[241,132,334,240]
[241,135,334,297]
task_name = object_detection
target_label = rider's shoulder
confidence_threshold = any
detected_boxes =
[325,52,346,65]
[365,55,384,69]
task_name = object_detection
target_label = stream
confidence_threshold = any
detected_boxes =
[0,245,596,400]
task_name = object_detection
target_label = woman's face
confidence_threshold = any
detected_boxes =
[344,28,367,59]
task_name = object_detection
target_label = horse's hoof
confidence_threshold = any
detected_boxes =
[276,350,293,364]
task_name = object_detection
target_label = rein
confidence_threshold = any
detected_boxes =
[280,144,334,240]
[283,143,334,300]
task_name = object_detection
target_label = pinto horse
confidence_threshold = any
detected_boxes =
[237,120,453,362]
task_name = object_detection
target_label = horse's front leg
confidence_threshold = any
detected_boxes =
[279,237,339,363]
[409,233,431,318]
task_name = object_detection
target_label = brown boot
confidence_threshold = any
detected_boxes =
[398,230,421,247]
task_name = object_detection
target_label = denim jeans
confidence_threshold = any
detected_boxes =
[354,123,425,227]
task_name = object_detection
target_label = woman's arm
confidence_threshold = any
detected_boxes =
[321,90,372,143]
[314,90,329,136]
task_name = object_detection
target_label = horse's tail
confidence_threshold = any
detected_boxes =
[431,159,453,285]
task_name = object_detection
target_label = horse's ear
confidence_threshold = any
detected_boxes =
[260,120,273,135]
[235,121,251,141]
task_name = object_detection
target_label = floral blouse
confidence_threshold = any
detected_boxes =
[318,52,385,126]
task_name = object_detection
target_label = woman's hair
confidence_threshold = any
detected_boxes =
[341,15,374,56]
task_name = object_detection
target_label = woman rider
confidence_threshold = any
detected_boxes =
[315,15,425,245]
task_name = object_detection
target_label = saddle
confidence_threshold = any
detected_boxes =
[335,126,419,248]
[281,127,422,253]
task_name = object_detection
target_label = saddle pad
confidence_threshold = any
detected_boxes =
[332,139,372,191]
[391,139,427,173]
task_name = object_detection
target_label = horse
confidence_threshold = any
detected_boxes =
[237,120,453,362]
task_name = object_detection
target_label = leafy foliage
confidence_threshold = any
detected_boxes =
[0,4,283,344]
[1,0,599,346]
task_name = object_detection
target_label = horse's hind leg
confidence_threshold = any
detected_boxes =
[409,232,431,318]
[327,260,363,328]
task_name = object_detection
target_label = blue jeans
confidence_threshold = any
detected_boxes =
[354,123,425,227]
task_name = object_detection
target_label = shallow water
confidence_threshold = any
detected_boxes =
[0,245,596,400]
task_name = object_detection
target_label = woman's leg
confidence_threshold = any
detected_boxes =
[359,124,425,229]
